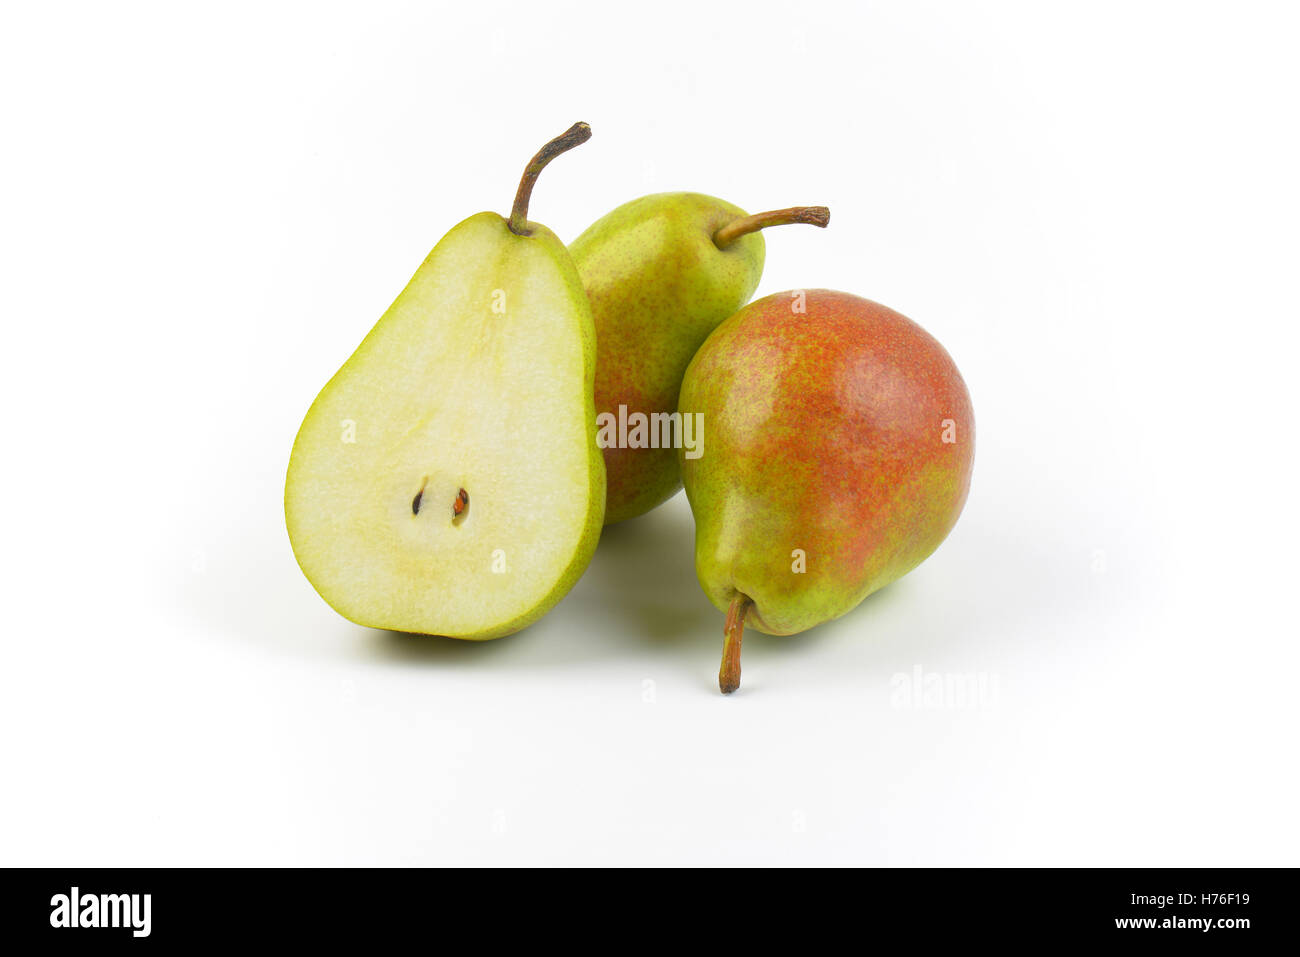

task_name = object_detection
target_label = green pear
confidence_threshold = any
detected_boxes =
[285,123,605,640]
[570,193,828,524]
[678,290,975,692]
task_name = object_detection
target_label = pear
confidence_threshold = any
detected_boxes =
[570,193,828,524]
[285,123,605,640]
[678,290,975,692]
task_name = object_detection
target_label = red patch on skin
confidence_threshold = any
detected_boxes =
[684,290,974,597]
[595,379,669,516]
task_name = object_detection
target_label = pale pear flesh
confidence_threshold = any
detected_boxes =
[285,212,604,639]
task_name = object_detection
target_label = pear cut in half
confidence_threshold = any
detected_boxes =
[285,124,604,639]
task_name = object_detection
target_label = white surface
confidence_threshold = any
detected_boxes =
[2,1,1297,866]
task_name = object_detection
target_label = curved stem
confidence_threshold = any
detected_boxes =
[713,205,830,249]
[720,595,752,694]
[508,122,592,236]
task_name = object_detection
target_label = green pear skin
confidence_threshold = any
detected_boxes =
[285,124,604,640]
[571,193,761,524]
[571,194,828,525]
[678,289,975,692]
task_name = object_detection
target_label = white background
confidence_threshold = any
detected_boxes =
[2,1,1297,866]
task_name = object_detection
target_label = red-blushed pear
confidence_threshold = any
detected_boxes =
[284,124,605,639]
[677,289,975,693]
[570,195,829,524]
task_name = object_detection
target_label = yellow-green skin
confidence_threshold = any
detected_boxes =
[679,290,975,636]
[570,193,765,524]
[285,212,605,640]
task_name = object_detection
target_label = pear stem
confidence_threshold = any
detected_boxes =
[507,122,592,236]
[713,206,831,249]
[720,595,752,694]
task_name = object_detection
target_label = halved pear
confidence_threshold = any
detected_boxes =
[285,124,605,639]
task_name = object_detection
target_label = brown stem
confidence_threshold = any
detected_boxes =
[720,595,752,694]
[507,122,592,236]
[713,206,830,249]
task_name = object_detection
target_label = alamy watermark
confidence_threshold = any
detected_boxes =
[596,404,703,459]
[50,887,151,937]
[890,665,1000,710]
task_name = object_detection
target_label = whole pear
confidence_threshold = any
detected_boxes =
[678,289,975,692]
[571,194,828,524]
